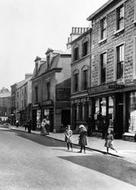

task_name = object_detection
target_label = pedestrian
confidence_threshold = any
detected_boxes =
[87,114,94,136]
[40,118,48,136]
[102,115,109,139]
[44,115,50,135]
[64,125,73,151]
[27,120,32,133]
[104,129,117,153]
[78,124,87,153]
[16,120,19,128]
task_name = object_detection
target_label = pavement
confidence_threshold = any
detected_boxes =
[8,125,136,164]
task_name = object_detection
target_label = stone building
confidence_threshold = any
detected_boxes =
[15,74,32,125]
[10,83,17,125]
[32,49,71,132]
[68,27,91,130]
[0,87,11,121]
[87,0,136,139]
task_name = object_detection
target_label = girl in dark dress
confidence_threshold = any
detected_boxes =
[78,125,87,153]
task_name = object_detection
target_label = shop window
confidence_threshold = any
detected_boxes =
[116,44,124,80]
[101,98,106,116]
[100,17,107,40]
[73,47,79,61]
[100,52,107,84]
[108,96,114,121]
[129,92,136,132]
[116,5,124,31]
[82,41,88,56]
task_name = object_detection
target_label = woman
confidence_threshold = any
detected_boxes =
[64,125,73,151]
[41,119,48,136]
[78,124,87,153]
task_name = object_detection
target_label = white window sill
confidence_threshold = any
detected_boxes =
[98,38,107,44]
[114,28,124,35]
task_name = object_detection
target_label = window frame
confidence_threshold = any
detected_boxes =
[82,40,88,57]
[116,44,124,80]
[73,46,79,61]
[100,17,107,40]
[100,52,107,84]
[116,5,124,31]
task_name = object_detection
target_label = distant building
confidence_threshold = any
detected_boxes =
[0,87,11,121]
[15,74,32,125]
[32,49,71,132]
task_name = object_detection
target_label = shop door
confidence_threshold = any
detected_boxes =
[115,94,123,139]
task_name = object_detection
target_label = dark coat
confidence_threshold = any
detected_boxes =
[79,130,87,146]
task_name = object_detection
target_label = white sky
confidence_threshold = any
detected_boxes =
[0,0,108,90]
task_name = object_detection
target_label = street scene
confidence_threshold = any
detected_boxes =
[0,125,136,190]
[1,0,136,189]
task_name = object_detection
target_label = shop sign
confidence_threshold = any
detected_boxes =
[108,84,125,89]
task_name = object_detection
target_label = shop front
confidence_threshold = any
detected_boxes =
[88,82,126,139]
[42,100,54,132]
[32,104,41,130]
[71,97,91,131]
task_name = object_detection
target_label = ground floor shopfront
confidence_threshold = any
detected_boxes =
[32,100,71,132]
[71,84,136,140]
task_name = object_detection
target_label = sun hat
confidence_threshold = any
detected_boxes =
[79,124,85,129]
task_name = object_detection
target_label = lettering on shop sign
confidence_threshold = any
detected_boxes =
[56,88,70,101]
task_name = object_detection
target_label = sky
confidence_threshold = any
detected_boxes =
[0,0,108,90]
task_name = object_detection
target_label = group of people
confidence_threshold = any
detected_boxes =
[64,124,117,154]
[64,124,88,153]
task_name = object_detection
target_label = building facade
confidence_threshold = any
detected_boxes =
[87,0,136,139]
[69,27,91,130]
[15,74,32,125]
[0,87,11,122]
[32,49,71,132]
[10,83,17,125]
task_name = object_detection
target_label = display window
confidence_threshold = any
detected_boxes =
[129,92,136,132]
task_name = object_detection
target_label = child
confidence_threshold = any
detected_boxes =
[105,129,117,153]
[64,125,73,151]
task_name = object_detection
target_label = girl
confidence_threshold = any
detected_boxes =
[105,129,117,153]
[64,125,73,151]
[78,125,87,153]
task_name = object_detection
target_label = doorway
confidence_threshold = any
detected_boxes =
[114,94,124,139]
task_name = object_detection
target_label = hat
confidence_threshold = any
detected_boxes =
[79,124,84,129]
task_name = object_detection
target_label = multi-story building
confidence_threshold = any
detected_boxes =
[68,27,91,130]
[0,87,11,122]
[87,0,136,139]
[16,74,32,125]
[10,83,17,125]
[32,49,71,132]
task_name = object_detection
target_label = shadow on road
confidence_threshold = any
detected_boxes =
[11,129,68,148]
[59,154,136,187]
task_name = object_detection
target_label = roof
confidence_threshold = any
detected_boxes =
[87,0,115,20]
[0,88,11,98]
[70,28,91,45]
[16,76,32,89]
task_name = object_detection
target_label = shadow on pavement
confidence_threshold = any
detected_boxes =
[12,129,68,148]
[59,154,136,187]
